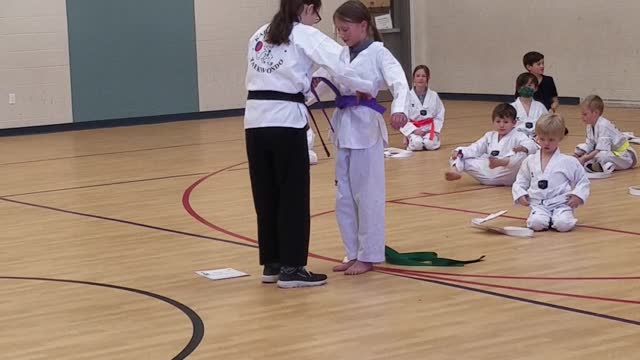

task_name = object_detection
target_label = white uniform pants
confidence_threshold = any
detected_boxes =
[450,154,527,186]
[593,149,636,171]
[528,203,577,232]
[335,137,385,263]
[407,133,441,151]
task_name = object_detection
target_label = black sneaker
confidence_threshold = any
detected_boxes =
[277,266,327,289]
[262,263,280,283]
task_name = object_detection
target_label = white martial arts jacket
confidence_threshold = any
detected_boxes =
[511,98,548,136]
[244,23,372,129]
[399,88,445,136]
[456,129,537,162]
[313,41,409,149]
[576,116,632,155]
[512,148,590,205]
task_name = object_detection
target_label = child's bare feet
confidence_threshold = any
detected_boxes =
[445,170,462,181]
[333,260,356,272]
[345,261,373,275]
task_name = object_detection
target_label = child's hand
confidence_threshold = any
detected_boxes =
[413,129,427,136]
[567,194,583,208]
[517,195,530,207]
[451,150,462,160]
[513,145,528,153]
[390,113,408,130]
[574,149,585,158]
[488,157,507,169]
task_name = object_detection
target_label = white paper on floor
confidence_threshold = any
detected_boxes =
[196,268,249,281]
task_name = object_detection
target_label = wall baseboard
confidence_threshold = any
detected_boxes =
[0,108,236,137]
[0,95,580,137]
[438,93,580,105]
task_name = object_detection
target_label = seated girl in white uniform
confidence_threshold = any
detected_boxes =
[511,72,548,138]
[513,113,590,232]
[574,95,637,174]
[445,103,537,186]
[400,65,445,151]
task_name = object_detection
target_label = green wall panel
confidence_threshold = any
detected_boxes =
[66,0,199,121]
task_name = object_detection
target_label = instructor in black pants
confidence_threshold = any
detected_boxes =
[243,0,371,288]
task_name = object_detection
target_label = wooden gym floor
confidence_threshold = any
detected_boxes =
[0,100,639,359]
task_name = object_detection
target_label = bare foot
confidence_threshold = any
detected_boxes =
[344,261,373,275]
[333,260,356,272]
[445,170,462,181]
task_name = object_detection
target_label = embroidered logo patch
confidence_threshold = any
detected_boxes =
[526,122,534,129]
[490,150,500,156]
[420,110,427,116]
[538,180,549,189]
[250,32,285,73]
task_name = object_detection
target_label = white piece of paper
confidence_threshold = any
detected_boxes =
[374,14,393,30]
[196,268,249,281]
[400,123,417,137]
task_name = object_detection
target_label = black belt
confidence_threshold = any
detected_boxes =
[247,90,305,104]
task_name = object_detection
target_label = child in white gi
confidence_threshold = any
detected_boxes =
[314,1,409,275]
[511,72,548,138]
[400,65,445,151]
[513,113,590,232]
[445,103,537,186]
[574,95,637,173]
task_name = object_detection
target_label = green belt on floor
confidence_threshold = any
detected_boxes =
[385,246,485,267]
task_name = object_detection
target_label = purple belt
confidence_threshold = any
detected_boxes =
[311,77,386,115]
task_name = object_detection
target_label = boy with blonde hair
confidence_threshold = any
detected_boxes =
[574,95,637,174]
[513,113,590,232]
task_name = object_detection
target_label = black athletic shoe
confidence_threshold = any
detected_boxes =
[262,263,281,283]
[277,266,328,288]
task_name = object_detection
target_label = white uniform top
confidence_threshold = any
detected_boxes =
[399,88,445,135]
[578,116,629,152]
[244,23,372,129]
[315,42,409,149]
[456,129,537,162]
[511,98,548,136]
[512,148,590,204]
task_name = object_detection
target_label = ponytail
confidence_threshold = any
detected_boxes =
[265,0,322,45]
[369,16,383,42]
